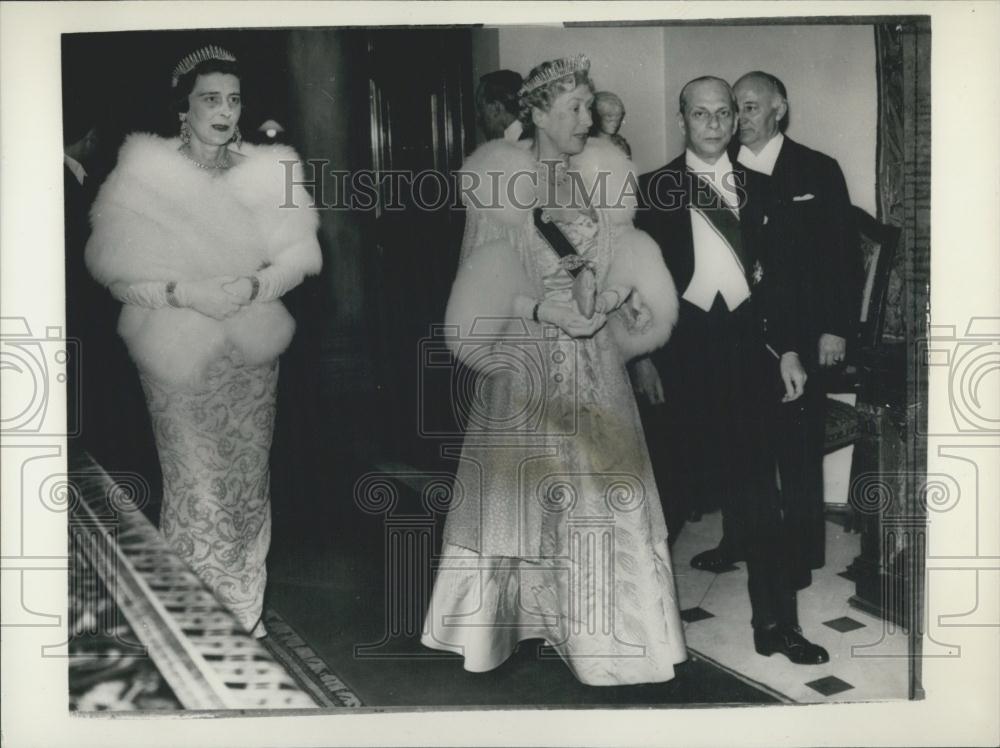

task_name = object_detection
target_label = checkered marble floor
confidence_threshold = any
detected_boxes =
[671,510,911,703]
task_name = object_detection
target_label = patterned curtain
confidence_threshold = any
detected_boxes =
[875,21,931,343]
[873,17,931,699]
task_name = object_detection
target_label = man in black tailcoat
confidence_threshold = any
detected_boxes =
[634,76,829,664]
[687,71,860,592]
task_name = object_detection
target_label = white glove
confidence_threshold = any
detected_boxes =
[221,263,307,304]
[177,277,245,320]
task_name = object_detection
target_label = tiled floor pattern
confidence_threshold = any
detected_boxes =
[672,509,911,703]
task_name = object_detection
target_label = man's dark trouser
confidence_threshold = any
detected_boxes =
[656,294,799,629]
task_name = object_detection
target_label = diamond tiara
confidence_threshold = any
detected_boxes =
[518,54,591,97]
[171,45,237,88]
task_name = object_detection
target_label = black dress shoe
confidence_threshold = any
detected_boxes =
[754,625,830,665]
[690,547,741,572]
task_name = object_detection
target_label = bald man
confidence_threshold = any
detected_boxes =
[634,77,771,541]
[635,77,828,665]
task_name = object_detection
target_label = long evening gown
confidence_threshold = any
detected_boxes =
[421,205,687,686]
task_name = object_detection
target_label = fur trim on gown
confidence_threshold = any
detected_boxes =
[447,137,677,365]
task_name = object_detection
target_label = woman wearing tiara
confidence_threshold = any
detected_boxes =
[421,55,686,685]
[85,46,322,637]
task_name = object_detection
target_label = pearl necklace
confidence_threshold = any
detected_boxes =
[179,146,232,171]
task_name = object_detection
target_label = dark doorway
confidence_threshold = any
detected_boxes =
[364,28,475,469]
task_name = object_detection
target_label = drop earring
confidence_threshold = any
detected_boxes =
[180,119,191,145]
[230,125,242,149]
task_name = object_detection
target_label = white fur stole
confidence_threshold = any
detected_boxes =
[85,133,321,387]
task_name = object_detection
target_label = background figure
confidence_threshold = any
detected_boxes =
[423,55,687,686]
[727,70,861,591]
[85,47,322,637]
[63,102,103,452]
[63,92,157,479]
[590,91,632,158]
[475,68,523,141]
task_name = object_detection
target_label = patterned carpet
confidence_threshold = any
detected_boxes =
[261,608,364,708]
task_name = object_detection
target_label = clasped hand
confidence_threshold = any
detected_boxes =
[537,298,606,338]
[182,276,254,320]
[537,287,642,339]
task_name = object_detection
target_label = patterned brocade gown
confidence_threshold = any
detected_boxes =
[421,209,687,686]
[140,349,277,634]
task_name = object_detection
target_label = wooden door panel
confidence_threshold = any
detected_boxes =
[366,29,473,464]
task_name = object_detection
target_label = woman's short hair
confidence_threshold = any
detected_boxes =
[517,58,594,136]
[170,58,242,115]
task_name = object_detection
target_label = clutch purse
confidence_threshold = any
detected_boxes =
[572,265,598,319]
